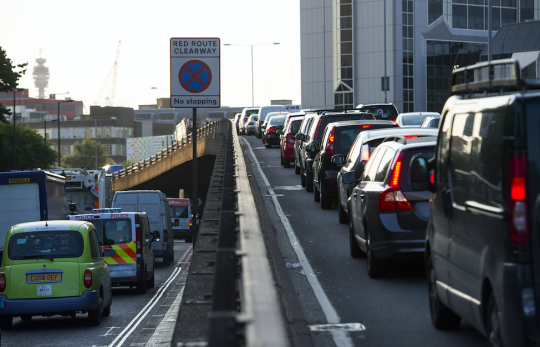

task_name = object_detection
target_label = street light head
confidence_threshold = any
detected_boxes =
[224,43,231,46]
[273,42,280,45]
[151,87,157,89]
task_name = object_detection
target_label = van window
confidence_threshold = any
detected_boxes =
[449,113,474,206]
[170,206,189,218]
[141,216,151,242]
[89,230,100,258]
[436,111,453,185]
[91,219,133,246]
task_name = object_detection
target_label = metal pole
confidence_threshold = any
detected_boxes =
[322,0,327,109]
[13,90,16,171]
[44,120,47,169]
[192,107,198,244]
[488,0,492,62]
[251,45,254,107]
[57,101,61,167]
[95,119,98,170]
[384,0,387,103]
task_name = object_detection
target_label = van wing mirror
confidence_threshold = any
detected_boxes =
[410,157,430,191]
[331,155,345,165]
[296,133,305,141]
[152,230,161,242]
[342,171,357,184]
[102,249,116,257]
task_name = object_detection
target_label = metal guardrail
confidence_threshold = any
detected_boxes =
[111,120,223,180]
[208,121,288,347]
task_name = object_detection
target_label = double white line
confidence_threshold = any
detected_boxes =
[108,246,192,347]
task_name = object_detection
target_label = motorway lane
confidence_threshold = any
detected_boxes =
[0,239,191,347]
[241,135,490,347]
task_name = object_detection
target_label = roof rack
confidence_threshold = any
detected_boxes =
[451,59,540,96]
[304,108,369,115]
[382,135,437,145]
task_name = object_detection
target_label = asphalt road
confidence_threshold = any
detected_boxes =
[241,135,490,347]
[0,240,191,347]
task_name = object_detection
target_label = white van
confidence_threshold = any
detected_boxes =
[112,190,174,266]
[168,198,192,242]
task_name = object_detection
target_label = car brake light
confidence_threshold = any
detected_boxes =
[84,269,92,288]
[378,187,412,210]
[509,155,529,244]
[164,229,168,242]
[136,227,142,254]
[325,127,335,154]
[0,273,6,292]
[268,127,276,132]
[190,220,193,230]
[249,121,253,125]
[390,152,405,187]
[361,125,371,128]
[404,136,418,139]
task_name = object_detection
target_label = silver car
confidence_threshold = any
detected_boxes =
[395,112,440,127]
[245,114,258,135]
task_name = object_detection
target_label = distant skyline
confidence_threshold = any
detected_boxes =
[2,0,301,112]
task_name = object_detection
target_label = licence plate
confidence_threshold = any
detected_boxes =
[37,285,52,296]
[28,274,62,283]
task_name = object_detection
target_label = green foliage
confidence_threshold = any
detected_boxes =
[122,159,136,169]
[0,123,56,172]
[63,138,113,169]
[0,47,28,123]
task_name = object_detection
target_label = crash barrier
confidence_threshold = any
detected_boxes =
[112,120,223,180]
[208,123,288,347]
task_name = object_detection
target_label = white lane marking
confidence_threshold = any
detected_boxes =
[108,266,183,347]
[273,185,304,191]
[241,137,354,347]
[145,286,186,345]
[101,326,121,336]
[309,323,366,332]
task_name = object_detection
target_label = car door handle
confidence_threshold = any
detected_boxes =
[360,193,365,201]
[352,193,357,201]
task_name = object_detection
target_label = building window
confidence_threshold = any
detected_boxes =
[333,0,354,109]
[159,113,174,120]
[105,145,112,155]
[428,0,444,24]
[136,114,152,120]
[73,128,84,138]
[60,145,71,156]
[84,128,92,138]
[426,41,486,112]
[60,128,71,139]
[403,0,414,113]
[443,0,518,31]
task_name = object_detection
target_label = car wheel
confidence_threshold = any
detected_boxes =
[137,273,148,294]
[486,293,503,347]
[301,173,306,187]
[163,253,171,266]
[284,159,291,168]
[338,191,348,224]
[0,316,12,329]
[428,254,461,329]
[88,296,103,326]
[101,303,111,317]
[147,271,155,289]
[280,154,284,166]
[185,235,193,243]
[349,215,364,258]
[366,227,388,278]
[306,177,313,192]
[20,315,31,321]
[314,184,320,202]
[295,161,301,175]
[169,249,175,263]
[320,186,331,209]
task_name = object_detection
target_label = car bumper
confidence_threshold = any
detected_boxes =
[0,290,100,315]
[370,213,426,259]
[173,228,191,238]
[266,135,280,145]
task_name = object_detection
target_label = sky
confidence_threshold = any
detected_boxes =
[3,0,301,113]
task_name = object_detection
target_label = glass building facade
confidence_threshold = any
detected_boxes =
[333,0,354,109]
[403,0,415,112]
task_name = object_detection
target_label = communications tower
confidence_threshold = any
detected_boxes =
[33,49,49,99]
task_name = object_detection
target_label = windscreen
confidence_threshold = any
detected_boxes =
[357,105,397,120]
[9,230,84,260]
[403,115,429,126]
[429,119,440,128]
[90,219,133,246]
[268,116,286,125]
[170,206,189,218]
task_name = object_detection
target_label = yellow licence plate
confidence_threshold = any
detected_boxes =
[27,274,62,283]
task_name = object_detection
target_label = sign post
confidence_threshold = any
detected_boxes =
[171,37,220,245]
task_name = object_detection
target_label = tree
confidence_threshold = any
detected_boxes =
[0,123,56,171]
[63,138,114,169]
[122,159,136,169]
[0,47,28,123]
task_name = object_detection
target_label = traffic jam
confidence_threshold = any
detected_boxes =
[235,60,540,347]
[0,167,193,345]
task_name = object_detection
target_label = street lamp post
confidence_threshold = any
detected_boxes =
[13,89,16,171]
[223,42,280,107]
[44,118,58,169]
[56,98,74,167]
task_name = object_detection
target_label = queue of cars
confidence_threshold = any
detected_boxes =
[242,60,540,346]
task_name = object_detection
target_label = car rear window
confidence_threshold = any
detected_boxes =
[269,116,285,125]
[402,115,429,126]
[289,120,302,134]
[9,230,84,260]
[357,105,398,120]
[90,219,133,246]
[171,206,189,218]
[399,147,435,191]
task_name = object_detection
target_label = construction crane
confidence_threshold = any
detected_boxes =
[94,41,121,106]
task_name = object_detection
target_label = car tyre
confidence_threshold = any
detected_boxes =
[284,159,291,168]
[366,227,388,278]
[147,271,155,289]
[486,293,503,347]
[169,249,175,263]
[338,191,348,224]
[301,173,306,187]
[101,303,111,317]
[306,177,313,192]
[280,154,284,166]
[0,316,12,330]
[163,254,171,266]
[295,161,301,175]
[320,185,331,209]
[137,273,148,294]
[20,315,32,321]
[349,216,364,258]
[88,297,102,326]
[428,254,461,329]
[314,184,320,202]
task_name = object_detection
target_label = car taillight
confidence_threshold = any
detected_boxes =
[404,136,418,139]
[325,128,335,154]
[268,127,276,132]
[0,273,6,292]
[84,269,92,288]
[378,152,412,211]
[390,152,405,187]
[249,121,253,124]
[136,227,142,254]
[509,155,529,244]
[190,220,193,230]
[361,125,371,128]
[164,229,168,242]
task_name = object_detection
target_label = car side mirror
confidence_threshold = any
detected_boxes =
[331,155,345,165]
[276,130,283,135]
[152,230,161,242]
[411,157,430,191]
[342,171,357,184]
[306,144,317,152]
[69,202,77,212]
[296,133,305,141]
[103,249,116,257]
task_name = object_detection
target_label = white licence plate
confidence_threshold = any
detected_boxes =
[37,285,52,296]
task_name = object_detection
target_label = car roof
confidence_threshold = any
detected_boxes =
[398,112,440,117]
[9,220,90,235]
[316,111,373,118]
[358,127,438,141]
[380,138,437,151]
[327,119,396,128]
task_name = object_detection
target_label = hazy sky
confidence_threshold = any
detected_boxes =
[3,0,301,112]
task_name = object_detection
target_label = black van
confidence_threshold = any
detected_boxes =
[412,60,540,346]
